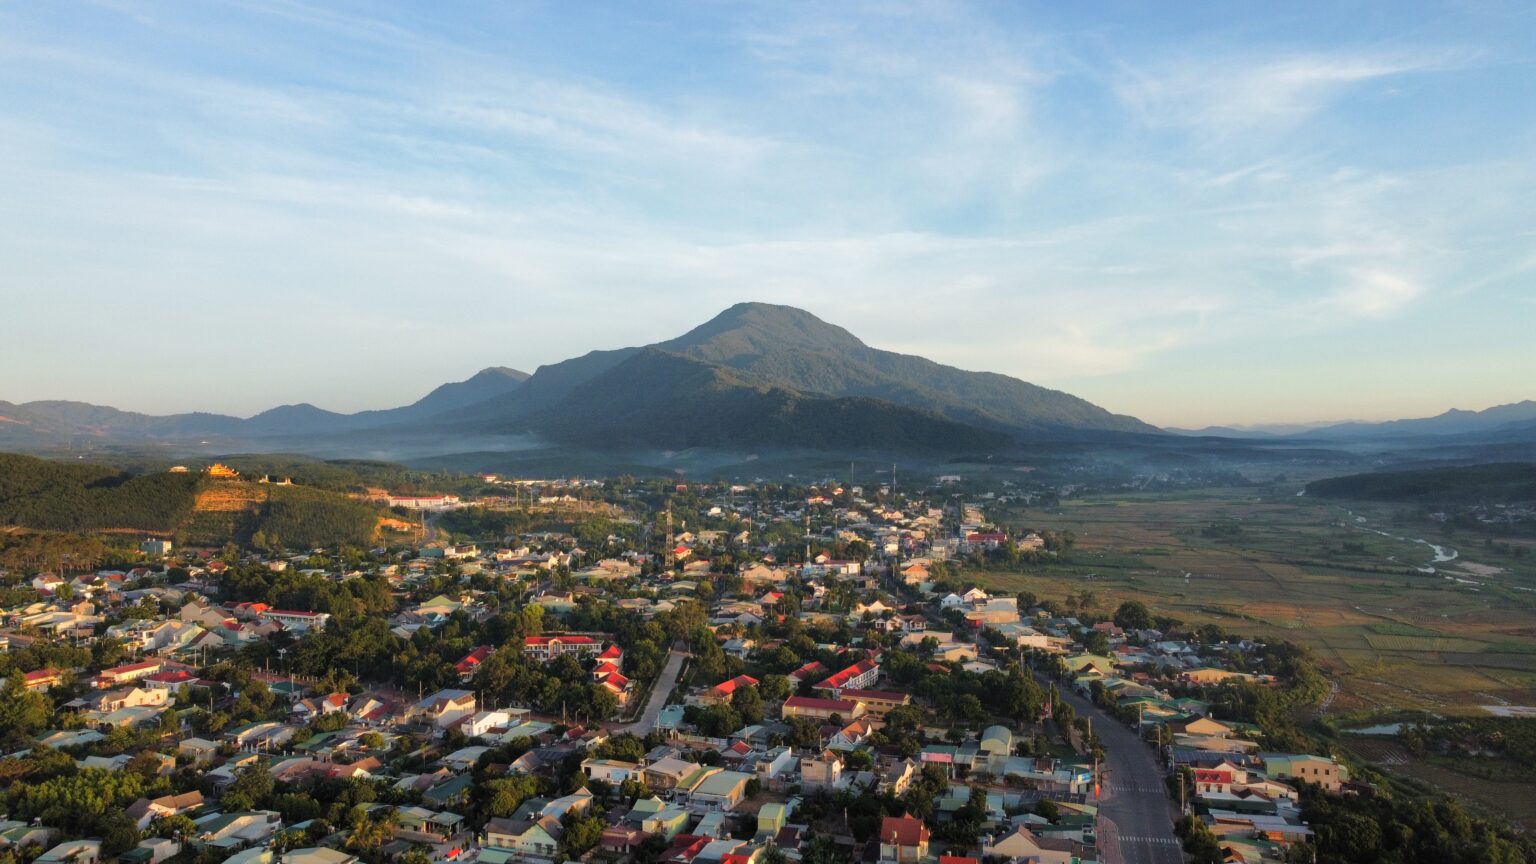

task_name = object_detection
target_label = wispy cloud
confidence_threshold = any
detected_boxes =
[1115,48,1475,136]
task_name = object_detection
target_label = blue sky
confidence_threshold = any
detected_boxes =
[2,1,1533,427]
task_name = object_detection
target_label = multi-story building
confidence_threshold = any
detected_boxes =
[522,634,606,662]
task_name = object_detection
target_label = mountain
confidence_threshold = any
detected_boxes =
[1167,421,1343,438]
[244,403,355,436]
[0,400,244,443]
[523,348,1010,452]
[345,366,530,428]
[1167,426,1281,438]
[2,303,1153,456]
[655,303,1157,435]
[448,349,640,425]
[1301,401,1536,440]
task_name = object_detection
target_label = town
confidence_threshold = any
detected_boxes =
[1,472,1364,864]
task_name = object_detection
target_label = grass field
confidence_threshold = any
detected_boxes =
[1344,738,1536,829]
[967,486,1536,715]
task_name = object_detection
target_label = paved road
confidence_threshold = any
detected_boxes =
[625,647,688,735]
[898,571,1180,864]
[1039,672,1182,864]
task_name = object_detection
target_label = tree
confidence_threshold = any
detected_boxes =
[221,764,275,812]
[0,672,52,747]
[561,815,606,858]
[100,813,141,858]
[1083,629,1110,656]
[1322,813,1383,864]
[344,807,396,854]
[151,815,198,842]
[698,703,743,738]
[124,750,166,779]
[759,674,790,701]
[1175,814,1222,864]
[595,733,646,763]
[619,776,651,801]
[480,775,541,819]
[398,847,432,864]
[787,716,822,749]
[731,685,766,725]
[1114,600,1153,631]
[803,834,847,864]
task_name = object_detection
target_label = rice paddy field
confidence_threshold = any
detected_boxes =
[967,486,1536,715]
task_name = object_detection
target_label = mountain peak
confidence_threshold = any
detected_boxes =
[471,366,531,382]
[661,302,866,359]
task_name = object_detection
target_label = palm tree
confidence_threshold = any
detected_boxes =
[345,807,397,854]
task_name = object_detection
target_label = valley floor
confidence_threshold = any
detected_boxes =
[965,486,1536,826]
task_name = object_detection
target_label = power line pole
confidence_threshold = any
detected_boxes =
[665,507,675,570]
[804,511,811,564]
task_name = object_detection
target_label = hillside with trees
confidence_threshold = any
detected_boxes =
[0,453,201,531]
[0,453,405,550]
[1306,463,1536,504]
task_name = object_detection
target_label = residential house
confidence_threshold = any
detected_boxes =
[37,841,102,864]
[410,689,477,728]
[643,757,711,793]
[485,816,562,864]
[23,668,63,692]
[692,675,759,707]
[878,815,929,863]
[884,759,919,796]
[393,807,464,843]
[1262,754,1343,793]
[192,811,282,849]
[582,758,638,783]
[260,610,330,633]
[92,660,164,688]
[753,746,796,782]
[126,792,205,831]
[982,826,1074,864]
[800,751,842,791]
[455,646,495,680]
[626,797,689,841]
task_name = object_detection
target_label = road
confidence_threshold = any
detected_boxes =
[896,570,1181,864]
[1039,671,1182,864]
[624,647,688,735]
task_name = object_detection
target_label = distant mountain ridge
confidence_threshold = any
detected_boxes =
[1301,401,1536,440]
[1170,402,1536,442]
[1,302,1156,455]
[0,366,529,443]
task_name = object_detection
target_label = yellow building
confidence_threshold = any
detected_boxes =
[207,463,240,479]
